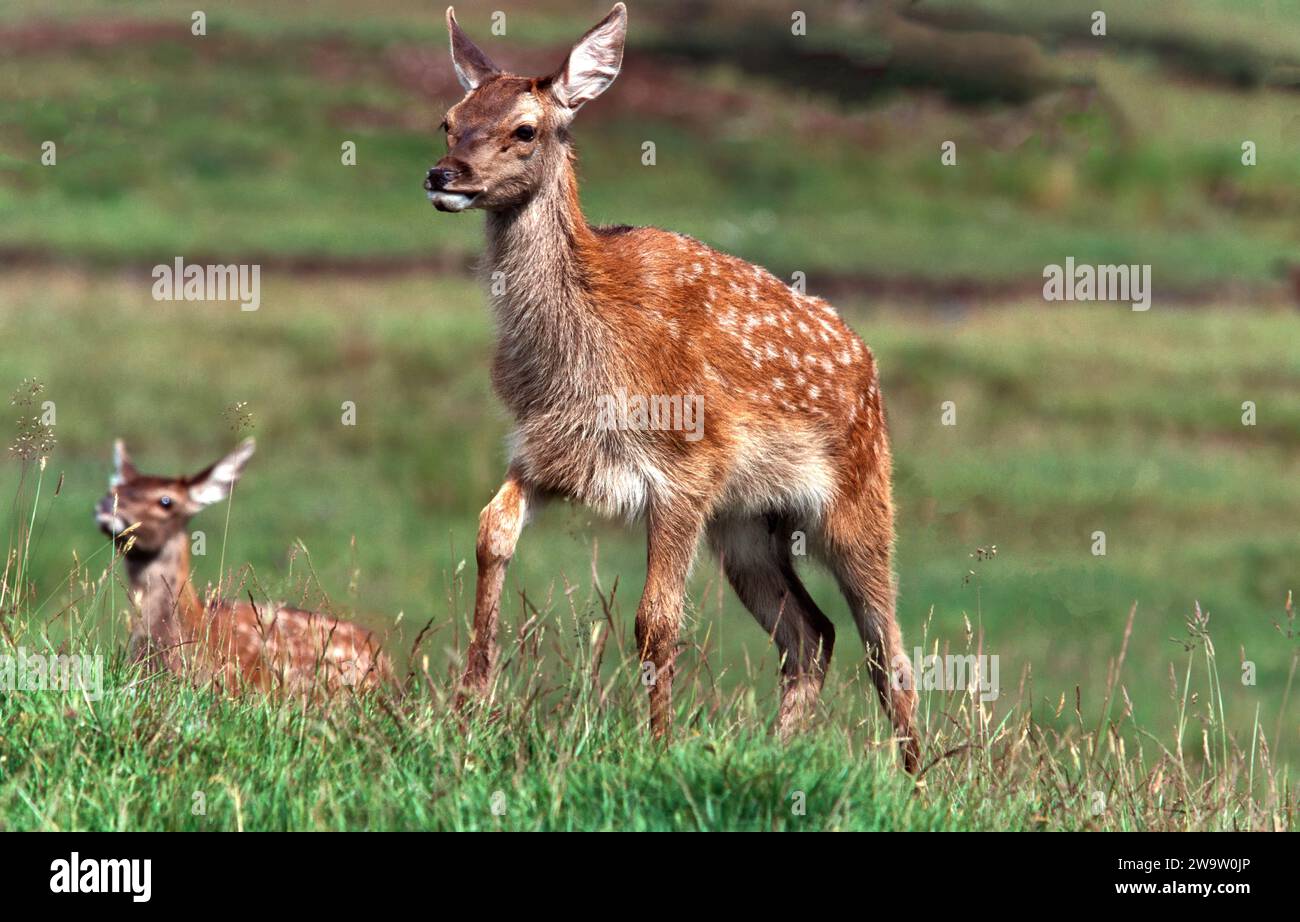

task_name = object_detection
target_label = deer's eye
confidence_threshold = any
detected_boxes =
[514,125,536,142]
[159,496,172,508]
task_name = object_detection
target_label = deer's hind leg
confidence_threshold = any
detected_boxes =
[820,483,920,773]
[708,515,835,738]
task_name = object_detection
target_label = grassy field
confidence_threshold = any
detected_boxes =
[2,270,1297,829]
[1,0,1298,830]
[0,630,1279,831]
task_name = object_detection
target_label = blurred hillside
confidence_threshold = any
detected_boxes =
[0,0,1296,294]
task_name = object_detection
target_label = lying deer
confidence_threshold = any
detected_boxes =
[428,3,919,770]
[95,439,392,695]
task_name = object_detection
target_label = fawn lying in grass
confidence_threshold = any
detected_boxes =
[427,4,919,770]
[96,439,392,695]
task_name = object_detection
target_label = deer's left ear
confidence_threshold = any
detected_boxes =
[188,438,256,507]
[446,7,500,91]
[110,439,138,488]
[550,2,626,112]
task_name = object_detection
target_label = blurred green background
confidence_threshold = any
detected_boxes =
[1,0,1298,752]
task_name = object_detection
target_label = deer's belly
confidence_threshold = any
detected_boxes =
[510,406,844,524]
[715,435,836,523]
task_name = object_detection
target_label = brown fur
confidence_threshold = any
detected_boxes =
[438,4,918,770]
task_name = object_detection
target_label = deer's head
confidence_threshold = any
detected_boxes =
[96,439,256,555]
[424,3,627,213]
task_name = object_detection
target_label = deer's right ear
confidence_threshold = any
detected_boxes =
[188,438,256,507]
[110,439,137,488]
[446,7,499,92]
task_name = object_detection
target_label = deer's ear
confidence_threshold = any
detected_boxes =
[550,2,626,112]
[110,439,137,488]
[446,7,499,91]
[188,438,256,507]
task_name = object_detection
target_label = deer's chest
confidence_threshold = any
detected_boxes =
[488,299,663,517]
[508,406,663,521]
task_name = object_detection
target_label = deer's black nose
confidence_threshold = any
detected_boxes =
[425,167,459,192]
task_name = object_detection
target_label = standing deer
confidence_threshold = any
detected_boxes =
[95,439,393,695]
[428,3,918,770]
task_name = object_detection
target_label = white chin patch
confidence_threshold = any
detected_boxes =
[98,513,128,535]
[429,191,477,212]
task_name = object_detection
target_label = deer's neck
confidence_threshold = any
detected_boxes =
[484,153,612,408]
[124,534,204,651]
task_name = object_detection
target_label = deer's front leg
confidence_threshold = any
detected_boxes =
[459,474,529,701]
[636,502,707,739]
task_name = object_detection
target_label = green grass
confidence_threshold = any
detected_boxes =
[1,656,968,832]
[1,568,1287,830]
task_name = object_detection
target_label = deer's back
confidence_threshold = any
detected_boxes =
[200,599,393,695]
